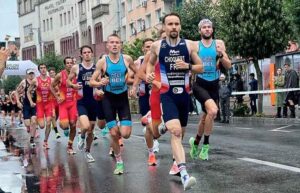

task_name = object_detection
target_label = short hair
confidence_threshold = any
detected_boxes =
[38,63,46,71]
[284,63,291,66]
[198,18,213,29]
[162,12,181,24]
[64,56,73,64]
[48,67,56,72]
[80,45,93,54]
[142,38,154,46]
[107,33,121,41]
[157,28,165,38]
[249,73,255,77]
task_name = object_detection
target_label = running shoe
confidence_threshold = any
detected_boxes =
[199,144,209,160]
[43,141,50,149]
[64,129,69,137]
[148,154,157,166]
[119,138,124,147]
[30,142,36,148]
[56,133,61,139]
[109,147,114,157]
[113,163,124,175]
[67,147,76,155]
[181,175,197,190]
[169,161,180,176]
[158,122,167,135]
[189,137,200,159]
[77,138,85,151]
[153,139,159,153]
[85,152,95,163]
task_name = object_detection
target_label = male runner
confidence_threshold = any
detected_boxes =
[146,13,203,190]
[67,45,97,163]
[90,34,137,175]
[49,67,61,139]
[51,57,78,154]
[132,38,158,165]
[189,19,231,160]
[27,64,53,149]
[16,69,38,147]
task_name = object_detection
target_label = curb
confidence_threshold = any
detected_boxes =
[230,116,300,124]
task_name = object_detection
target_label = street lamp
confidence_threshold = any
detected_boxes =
[29,27,42,58]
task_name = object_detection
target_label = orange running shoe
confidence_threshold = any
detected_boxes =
[169,161,180,176]
[148,154,157,166]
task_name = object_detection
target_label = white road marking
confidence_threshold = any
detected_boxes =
[270,125,293,132]
[238,157,300,173]
[234,127,253,130]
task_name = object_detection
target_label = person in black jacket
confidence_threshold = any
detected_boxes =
[283,63,299,118]
[235,74,244,104]
[249,73,258,115]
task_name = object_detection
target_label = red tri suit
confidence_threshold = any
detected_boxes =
[36,76,53,122]
[58,69,77,125]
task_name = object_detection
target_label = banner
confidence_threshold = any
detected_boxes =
[3,60,40,76]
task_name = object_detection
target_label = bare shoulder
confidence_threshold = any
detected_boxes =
[216,39,225,45]
[123,54,134,62]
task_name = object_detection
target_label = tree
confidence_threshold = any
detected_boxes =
[123,38,143,61]
[284,0,300,40]
[175,0,220,40]
[34,52,64,72]
[3,75,22,93]
[219,0,292,114]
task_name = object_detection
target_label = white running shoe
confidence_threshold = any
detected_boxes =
[182,175,196,190]
[85,152,95,163]
[153,139,159,153]
[77,138,85,151]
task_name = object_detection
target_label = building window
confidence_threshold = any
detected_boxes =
[60,14,63,26]
[47,19,49,31]
[137,18,145,32]
[156,9,161,23]
[68,11,71,24]
[43,20,46,32]
[121,2,125,18]
[145,14,151,29]
[71,7,74,20]
[64,12,67,25]
[127,0,132,12]
[130,23,136,36]
[50,18,53,30]
[24,24,33,43]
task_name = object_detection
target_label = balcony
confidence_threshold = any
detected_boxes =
[92,4,109,19]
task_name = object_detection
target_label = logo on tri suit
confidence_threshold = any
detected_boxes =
[172,87,183,94]
[161,43,167,48]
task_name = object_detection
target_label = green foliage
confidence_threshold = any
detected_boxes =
[123,38,143,61]
[34,52,64,72]
[283,0,300,40]
[175,0,220,40]
[219,0,292,60]
[233,103,250,117]
[2,75,22,93]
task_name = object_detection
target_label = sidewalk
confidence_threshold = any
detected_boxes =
[0,127,26,193]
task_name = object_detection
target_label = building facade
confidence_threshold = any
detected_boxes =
[18,0,119,60]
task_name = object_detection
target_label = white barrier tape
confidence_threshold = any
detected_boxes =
[231,88,300,95]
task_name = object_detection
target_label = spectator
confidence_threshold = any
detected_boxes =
[283,63,299,118]
[235,74,244,104]
[249,73,258,115]
[274,68,285,118]
[219,74,231,123]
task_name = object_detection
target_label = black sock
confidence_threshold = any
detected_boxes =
[194,134,202,145]
[203,135,210,145]
[53,127,58,133]
[30,137,34,143]
[85,149,90,153]
[173,158,175,162]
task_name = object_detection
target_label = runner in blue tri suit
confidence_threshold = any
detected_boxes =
[146,13,203,191]
[67,45,98,163]
[90,34,137,175]
[189,19,231,161]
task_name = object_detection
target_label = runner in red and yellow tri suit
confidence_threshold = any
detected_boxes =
[27,64,53,149]
[51,57,78,154]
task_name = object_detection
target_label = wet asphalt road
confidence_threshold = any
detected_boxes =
[1,115,300,193]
